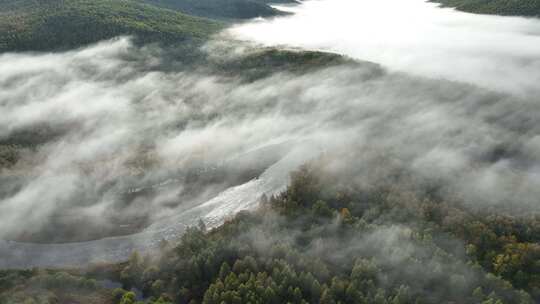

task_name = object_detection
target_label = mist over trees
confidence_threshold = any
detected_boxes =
[1,0,540,303]
[50,155,540,303]
[3,152,540,303]
[2,39,540,302]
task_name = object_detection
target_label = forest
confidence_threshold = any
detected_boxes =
[2,153,540,303]
[0,0,222,53]
[0,0,290,53]
[137,0,288,20]
[432,0,540,16]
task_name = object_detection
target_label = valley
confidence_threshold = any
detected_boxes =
[1,0,540,303]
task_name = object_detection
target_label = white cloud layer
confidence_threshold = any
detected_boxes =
[231,0,540,98]
[1,1,540,266]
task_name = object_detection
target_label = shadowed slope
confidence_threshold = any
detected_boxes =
[0,0,223,52]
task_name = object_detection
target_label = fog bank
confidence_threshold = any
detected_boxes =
[2,0,540,265]
[231,0,540,98]
[2,35,540,247]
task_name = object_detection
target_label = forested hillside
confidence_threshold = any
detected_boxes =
[2,155,539,303]
[138,0,288,20]
[432,0,540,17]
[0,0,294,53]
[105,156,540,304]
[0,0,223,52]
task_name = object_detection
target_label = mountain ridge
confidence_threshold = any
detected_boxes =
[431,0,540,17]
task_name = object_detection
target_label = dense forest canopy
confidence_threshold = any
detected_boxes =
[0,0,290,53]
[137,0,289,20]
[110,155,540,303]
[431,0,540,16]
[2,155,540,303]
[0,0,224,52]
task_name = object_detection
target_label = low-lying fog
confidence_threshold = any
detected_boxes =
[232,0,540,98]
[1,0,540,258]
